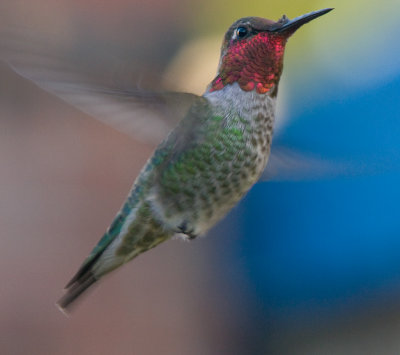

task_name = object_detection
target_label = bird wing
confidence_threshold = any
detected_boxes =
[0,27,200,145]
[260,145,349,182]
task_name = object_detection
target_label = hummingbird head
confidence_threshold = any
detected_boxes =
[209,8,333,95]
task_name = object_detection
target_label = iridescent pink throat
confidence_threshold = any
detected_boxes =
[210,33,286,94]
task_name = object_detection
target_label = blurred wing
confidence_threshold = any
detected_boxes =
[261,144,350,182]
[0,28,200,145]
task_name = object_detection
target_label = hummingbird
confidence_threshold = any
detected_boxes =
[2,8,333,311]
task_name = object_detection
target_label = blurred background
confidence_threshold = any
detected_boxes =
[1,0,400,354]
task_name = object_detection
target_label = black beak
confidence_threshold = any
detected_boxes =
[271,8,333,35]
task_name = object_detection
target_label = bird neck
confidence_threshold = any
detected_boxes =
[204,82,276,124]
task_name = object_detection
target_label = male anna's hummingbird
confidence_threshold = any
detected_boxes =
[3,8,333,311]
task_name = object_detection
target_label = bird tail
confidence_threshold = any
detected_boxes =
[56,269,98,314]
[56,239,110,314]
[56,215,125,313]
[56,200,169,313]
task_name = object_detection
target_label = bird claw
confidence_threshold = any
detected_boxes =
[177,221,197,240]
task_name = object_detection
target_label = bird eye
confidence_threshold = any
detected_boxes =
[235,27,248,39]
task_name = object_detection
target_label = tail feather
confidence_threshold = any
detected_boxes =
[57,211,128,313]
[56,201,162,313]
[64,248,104,289]
[57,270,98,313]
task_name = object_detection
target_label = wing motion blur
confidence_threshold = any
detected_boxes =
[0,27,200,145]
[260,146,349,182]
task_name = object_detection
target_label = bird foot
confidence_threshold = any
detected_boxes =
[177,221,197,240]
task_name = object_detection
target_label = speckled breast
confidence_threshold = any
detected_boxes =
[157,111,274,235]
